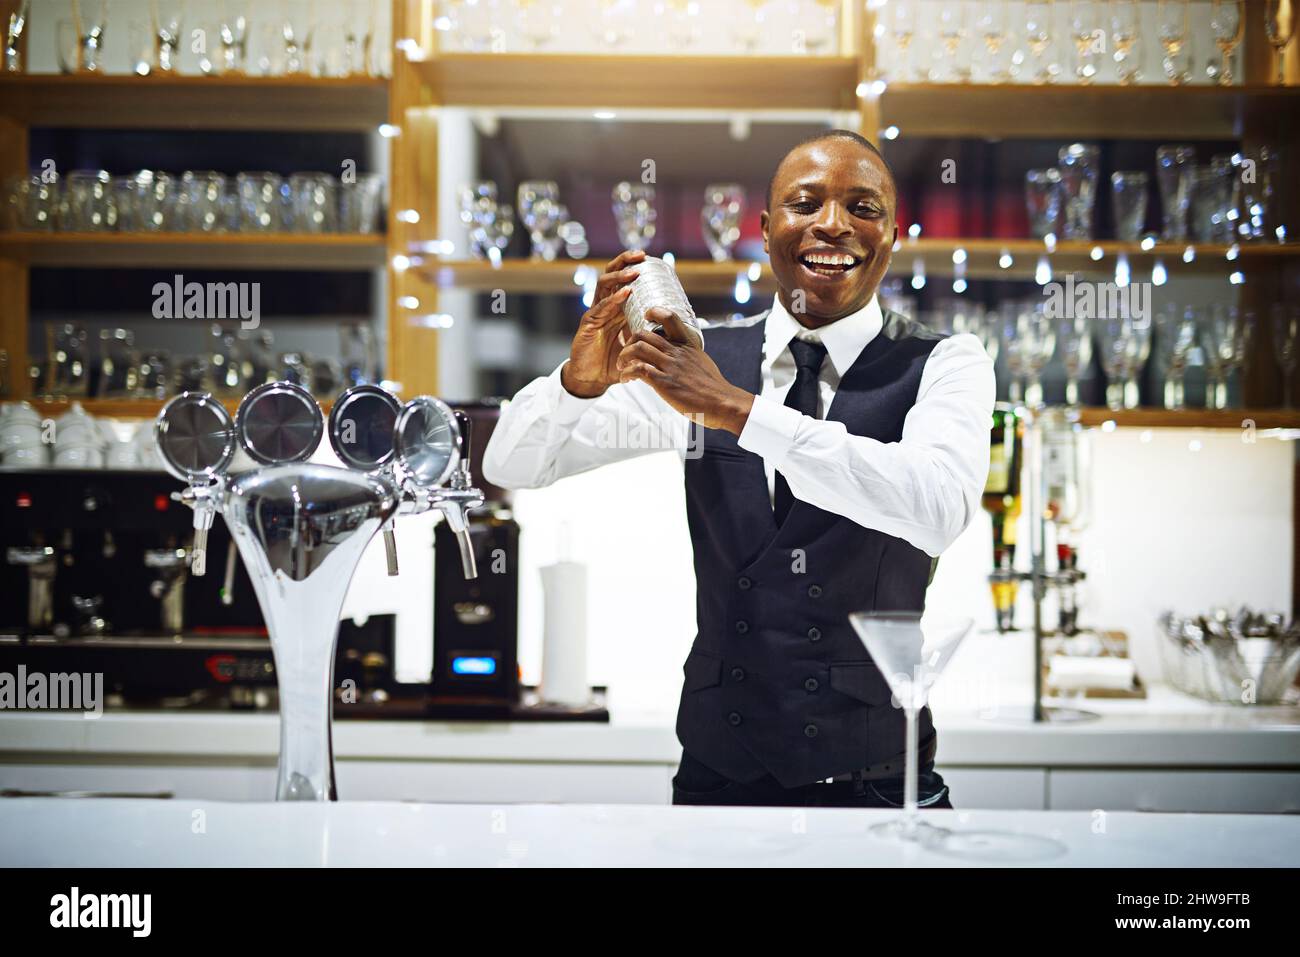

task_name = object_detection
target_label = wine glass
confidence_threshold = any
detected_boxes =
[974,2,1010,82]
[1023,0,1057,85]
[1098,314,1151,409]
[1110,0,1141,84]
[732,0,769,54]
[846,612,972,847]
[1155,303,1197,410]
[798,0,839,55]
[881,0,916,81]
[517,180,564,260]
[932,1,969,83]
[1208,0,1244,85]
[701,183,744,263]
[1016,305,1057,408]
[1057,314,1092,407]
[150,0,185,72]
[515,0,558,50]
[1274,303,1299,408]
[4,0,30,72]
[1069,0,1103,84]
[460,180,514,264]
[1156,0,1190,86]
[1265,0,1296,85]
[611,181,657,252]
[1200,303,1253,409]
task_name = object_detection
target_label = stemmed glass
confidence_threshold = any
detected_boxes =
[1156,0,1190,86]
[1110,0,1141,84]
[216,0,249,73]
[5,0,30,72]
[933,1,969,82]
[281,0,312,75]
[1155,144,1195,242]
[798,0,839,55]
[1023,0,1057,85]
[150,0,185,72]
[516,0,559,50]
[1156,303,1197,410]
[847,612,972,847]
[460,180,514,265]
[62,0,107,73]
[975,3,1010,83]
[1098,314,1152,409]
[1007,305,1056,408]
[881,0,916,81]
[1057,314,1092,407]
[1208,0,1244,85]
[1265,1,1295,85]
[611,181,657,252]
[1069,0,1103,84]
[701,183,744,263]
[517,180,564,260]
[1200,304,1254,409]
[1274,304,1299,408]
[732,0,769,54]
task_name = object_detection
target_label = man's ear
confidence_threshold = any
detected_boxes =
[890,221,899,247]
[760,210,770,255]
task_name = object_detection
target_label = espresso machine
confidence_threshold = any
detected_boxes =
[155,381,485,801]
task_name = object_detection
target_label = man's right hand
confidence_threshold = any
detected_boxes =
[560,249,645,399]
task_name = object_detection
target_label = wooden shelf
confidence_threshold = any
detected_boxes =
[0,74,388,132]
[0,232,387,270]
[415,53,860,110]
[422,257,779,296]
[876,83,1300,140]
[1076,407,1300,430]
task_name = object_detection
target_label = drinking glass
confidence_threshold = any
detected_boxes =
[10,174,59,231]
[1274,304,1299,408]
[289,172,339,233]
[217,0,249,73]
[879,0,915,81]
[127,17,154,73]
[733,0,770,55]
[459,180,514,263]
[610,181,657,253]
[1069,0,1103,84]
[71,0,107,72]
[178,170,229,233]
[342,0,373,73]
[311,13,350,77]
[56,18,78,72]
[974,2,1010,82]
[847,612,972,846]
[1098,314,1151,409]
[1023,0,1057,84]
[931,1,969,82]
[151,0,185,72]
[237,171,287,231]
[1265,0,1295,85]
[1057,143,1099,240]
[1057,314,1092,407]
[4,0,30,72]
[97,328,140,399]
[1025,169,1061,239]
[1110,0,1141,84]
[518,180,564,260]
[1208,0,1244,85]
[1007,305,1056,408]
[1155,303,1197,410]
[592,0,633,48]
[701,183,744,263]
[1155,144,1195,242]
[340,172,383,233]
[281,0,312,75]
[1156,0,1190,85]
[1110,171,1149,241]
[64,169,115,231]
[50,323,90,398]
[665,0,702,51]
[1188,164,1230,244]
[1238,146,1279,242]
[1199,303,1254,409]
[119,170,174,231]
[206,324,245,398]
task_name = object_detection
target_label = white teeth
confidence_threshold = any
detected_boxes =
[801,252,857,267]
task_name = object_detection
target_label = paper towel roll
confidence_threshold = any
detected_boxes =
[539,560,589,706]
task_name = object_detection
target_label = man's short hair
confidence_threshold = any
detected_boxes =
[765,129,897,212]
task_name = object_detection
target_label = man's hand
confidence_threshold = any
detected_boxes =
[560,249,645,399]
[616,308,755,435]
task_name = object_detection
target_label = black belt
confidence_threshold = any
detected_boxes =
[818,734,938,784]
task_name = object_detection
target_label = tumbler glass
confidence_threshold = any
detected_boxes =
[340,172,384,233]
[236,171,287,232]
[289,172,339,233]
[10,173,59,231]
[1024,168,1062,239]
[1109,171,1149,242]
[1155,144,1195,242]
[64,169,115,231]
[178,170,229,233]
[119,170,174,231]
[1058,144,1100,241]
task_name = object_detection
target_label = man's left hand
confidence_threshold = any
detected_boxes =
[616,308,754,435]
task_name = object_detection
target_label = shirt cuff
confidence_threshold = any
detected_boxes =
[548,360,603,425]
[737,394,804,464]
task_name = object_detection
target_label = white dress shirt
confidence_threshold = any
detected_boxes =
[482,294,995,558]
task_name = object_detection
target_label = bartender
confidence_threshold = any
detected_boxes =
[484,130,994,807]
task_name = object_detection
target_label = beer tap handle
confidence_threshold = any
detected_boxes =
[191,496,215,576]
[440,499,478,580]
[453,411,473,489]
[382,520,399,577]
[221,539,237,606]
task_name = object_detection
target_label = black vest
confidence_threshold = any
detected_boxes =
[677,308,946,788]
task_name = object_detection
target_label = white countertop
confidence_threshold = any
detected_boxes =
[1,798,1296,867]
[2,685,1297,768]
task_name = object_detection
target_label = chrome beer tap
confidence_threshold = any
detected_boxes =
[157,383,485,801]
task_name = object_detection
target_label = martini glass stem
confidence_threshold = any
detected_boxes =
[902,704,919,837]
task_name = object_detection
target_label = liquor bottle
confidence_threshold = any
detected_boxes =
[983,402,1024,632]
[1042,408,1088,636]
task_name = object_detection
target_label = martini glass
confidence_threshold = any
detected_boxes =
[847,611,972,846]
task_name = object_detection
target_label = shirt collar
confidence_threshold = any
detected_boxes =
[764,293,884,378]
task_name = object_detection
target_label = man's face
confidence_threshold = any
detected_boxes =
[761,138,897,325]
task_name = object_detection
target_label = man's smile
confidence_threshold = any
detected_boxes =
[797,246,866,281]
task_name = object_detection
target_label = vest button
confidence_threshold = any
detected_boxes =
[728,711,743,726]
[807,584,823,598]
[803,723,819,738]
[731,667,745,682]
[737,576,752,590]
[804,677,819,693]
[735,620,749,634]
[807,627,822,641]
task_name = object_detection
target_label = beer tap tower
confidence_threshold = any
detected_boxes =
[156,383,485,800]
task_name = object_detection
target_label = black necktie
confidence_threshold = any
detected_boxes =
[773,337,827,525]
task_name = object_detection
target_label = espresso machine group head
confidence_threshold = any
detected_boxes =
[156,382,485,801]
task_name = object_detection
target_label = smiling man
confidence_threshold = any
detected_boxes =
[483,130,994,808]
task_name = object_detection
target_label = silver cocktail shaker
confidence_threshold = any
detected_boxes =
[623,256,704,350]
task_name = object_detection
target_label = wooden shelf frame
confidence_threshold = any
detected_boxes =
[0,232,387,270]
